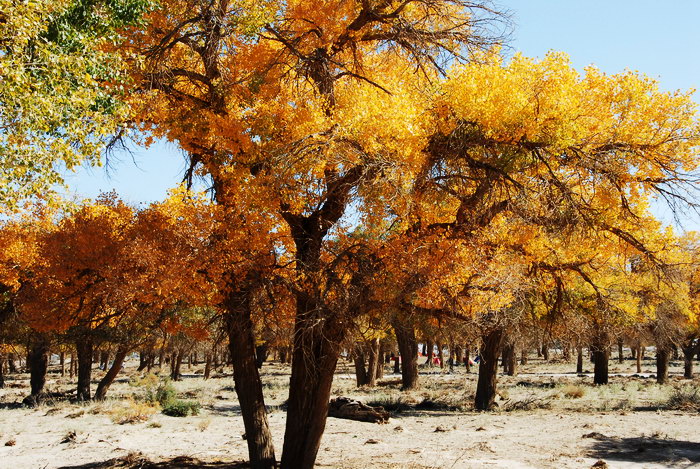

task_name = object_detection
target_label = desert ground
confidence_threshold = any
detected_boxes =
[2,353,700,468]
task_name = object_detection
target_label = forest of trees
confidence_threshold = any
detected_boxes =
[2,1,700,469]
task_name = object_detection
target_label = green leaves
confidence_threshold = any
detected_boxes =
[0,0,154,211]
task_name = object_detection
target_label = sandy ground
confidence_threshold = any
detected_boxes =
[1,355,700,468]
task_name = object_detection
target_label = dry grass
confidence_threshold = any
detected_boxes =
[109,399,159,424]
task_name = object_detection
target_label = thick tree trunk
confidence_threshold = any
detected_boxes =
[541,342,549,361]
[204,353,212,380]
[393,319,419,389]
[591,332,609,385]
[24,335,49,405]
[656,346,670,384]
[280,306,345,469]
[94,346,128,400]
[59,352,65,376]
[225,288,276,469]
[520,348,528,365]
[366,338,380,386]
[504,344,517,376]
[424,339,433,367]
[137,350,148,372]
[636,345,642,373]
[69,353,76,379]
[576,346,583,374]
[255,344,269,369]
[617,339,624,364]
[76,337,94,401]
[7,353,16,374]
[170,351,183,380]
[375,343,385,380]
[353,346,368,386]
[465,345,471,373]
[682,343,695,379]
[392,350,400,374]
[474,327,504,411]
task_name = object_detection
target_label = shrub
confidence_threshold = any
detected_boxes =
[110,399,159,424]
[664,385,700,411]
[562,384,586,399]
[162,399,201,417]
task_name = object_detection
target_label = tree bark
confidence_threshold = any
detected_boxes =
[474,327,504,411]
[636,345,642,373]
[682,342,696,379]
[7,353,16,374]
[280,306,345,469]
[204,353,212,380]
[94,346,128,400]
[59,352,65,376]
[353,346,368,386]
[255,344,269,369]
[656,346,670,384]
[392,319,419,389]
[170,351,183,380]
[366,338,380,386]
[76,337,94,401]
[24,334,49,405]
[225,287,276,469]
[576,346,583,374]
[0,355,4,389]
[591,332,609,385]
[617,339,624,364]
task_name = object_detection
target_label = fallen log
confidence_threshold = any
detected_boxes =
[328,397,390,423]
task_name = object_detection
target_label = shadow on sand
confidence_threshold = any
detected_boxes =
[58,455,249,469]
[586,434,700,465]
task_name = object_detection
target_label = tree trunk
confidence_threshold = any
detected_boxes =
[280,305,345,469]
[541,342,549,361]
[617,339,624,364]
[225,287,276,469]
[0,355,4,389]
[94,346,128,400]
[474,327,504,411]
[465,345,471,373]
[7,353,16,374]
[425,339,433,367]
[24,334,49,404]
[375,343,385,380]
[392,319,419,390]
[170,351,183,381]
[504,343,517,376]
[392,350,400,374]
[69,353,76,379]
[76,337,94,401]
[656,346,670,384]
[353,346,368,386]
[255,344,269,369]
[366,338,380,386]
[576,346,583,374]
[520,347,528,365]
[204,353,212,380]
[59,352,65,376]
[591,332,609,385]
[636,345,642,373]
[682,343,695,379]
[137,350,148,372]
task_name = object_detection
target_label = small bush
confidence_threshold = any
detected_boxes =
[162,399,201,417]
[562,384,586,399]
[110,399,159,424]
[665,386,700,411]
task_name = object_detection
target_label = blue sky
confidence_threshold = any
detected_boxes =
[64,0,700,227]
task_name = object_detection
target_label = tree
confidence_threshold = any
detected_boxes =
[123,2,508,467]
[0,0,153,210]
